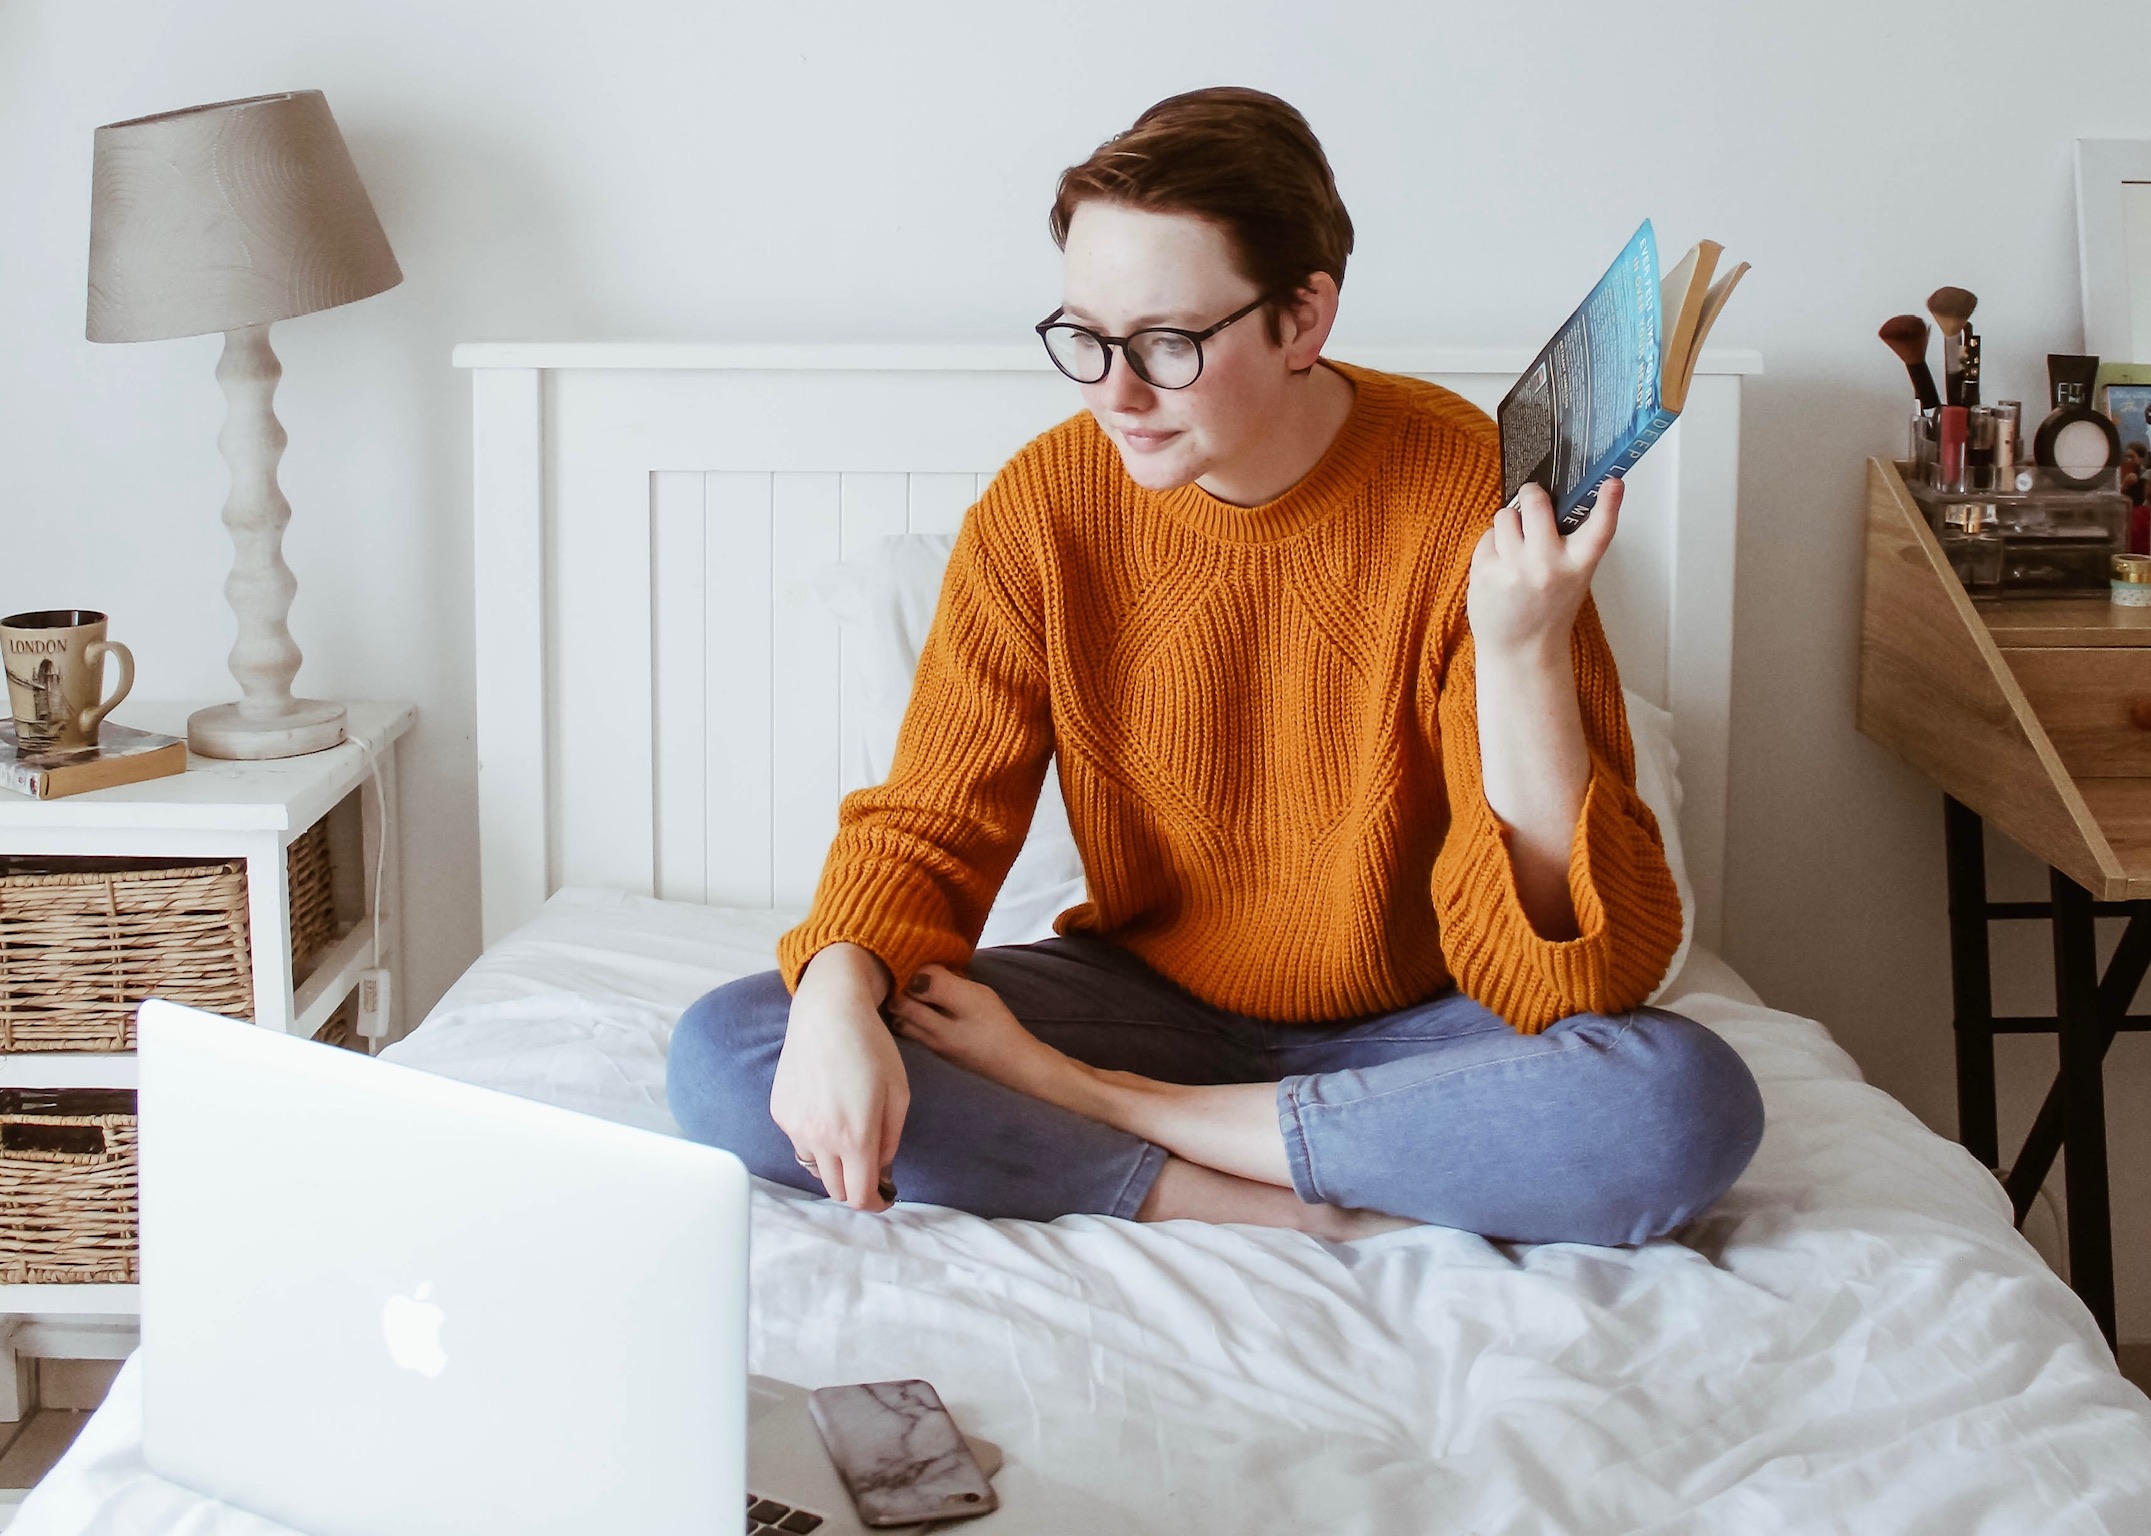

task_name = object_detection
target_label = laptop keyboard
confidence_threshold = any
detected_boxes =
[747,1492,825,1533]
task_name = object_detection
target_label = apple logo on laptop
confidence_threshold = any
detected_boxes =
[382,1282,447,1378]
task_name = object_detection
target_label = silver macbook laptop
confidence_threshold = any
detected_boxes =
[135,998,987,1536]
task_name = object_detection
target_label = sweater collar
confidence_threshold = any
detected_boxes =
[1153,360,1404,546]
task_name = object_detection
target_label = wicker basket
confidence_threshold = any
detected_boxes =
[0,821,339,1052]
[0,1087,137,1283]
[286,819,337,978]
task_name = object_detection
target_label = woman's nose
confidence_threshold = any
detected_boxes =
[1093,351,1158,414]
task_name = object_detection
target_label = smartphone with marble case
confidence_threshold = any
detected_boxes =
[807,1380,998,1527]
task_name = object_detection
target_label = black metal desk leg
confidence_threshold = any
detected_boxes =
[1943,797,1999,1168]
[2048,870,2117,1349]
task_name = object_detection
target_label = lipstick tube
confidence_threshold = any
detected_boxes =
[1939,405,1969,493]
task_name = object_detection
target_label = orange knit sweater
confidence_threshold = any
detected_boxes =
[776,362,1682,1033]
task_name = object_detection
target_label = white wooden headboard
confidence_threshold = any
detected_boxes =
[456,344,1757,953]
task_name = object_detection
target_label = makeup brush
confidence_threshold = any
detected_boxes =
[1927,286,1978,406]
[1879,314,1941,411]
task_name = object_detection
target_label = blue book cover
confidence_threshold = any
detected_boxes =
[1499,220,1744,534]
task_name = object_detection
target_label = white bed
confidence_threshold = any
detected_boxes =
[15,348,2151,1534]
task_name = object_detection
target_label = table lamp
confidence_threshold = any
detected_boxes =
[87,90,402,759]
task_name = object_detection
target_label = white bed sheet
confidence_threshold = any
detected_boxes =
[15,888,2151,1535]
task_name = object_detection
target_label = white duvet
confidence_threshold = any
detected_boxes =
[16,888,2151,1535]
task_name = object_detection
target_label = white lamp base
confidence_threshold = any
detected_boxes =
[188,324,353,765]
[188,698,347,760]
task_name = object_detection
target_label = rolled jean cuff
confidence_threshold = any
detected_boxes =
[1104,1139,1173,1221]
[1276,1076,1323,1206]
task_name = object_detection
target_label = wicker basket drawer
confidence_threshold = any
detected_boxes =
[0,1087,137,1284]
[0,821,337,1052]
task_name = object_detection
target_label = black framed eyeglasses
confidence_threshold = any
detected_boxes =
[1034,294,1269,389]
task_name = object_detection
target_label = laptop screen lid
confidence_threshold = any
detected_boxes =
[136,998,749,1536]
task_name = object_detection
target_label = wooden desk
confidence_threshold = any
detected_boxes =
[1859,457,2145,1348]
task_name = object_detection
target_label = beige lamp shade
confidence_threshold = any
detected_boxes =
[86,90,402,343]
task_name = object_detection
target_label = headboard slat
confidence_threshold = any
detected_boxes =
[770,473,843,910]
[651,471,708,904]
[703,474,777,908]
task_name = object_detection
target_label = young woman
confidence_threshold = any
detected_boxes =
[668,87,1763,1244]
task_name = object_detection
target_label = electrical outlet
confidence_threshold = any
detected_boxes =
[357,968,391,1040]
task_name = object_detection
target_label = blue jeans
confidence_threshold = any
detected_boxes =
[666,935,1764,1246]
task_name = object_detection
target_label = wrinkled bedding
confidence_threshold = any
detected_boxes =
[16,888,2151,1535]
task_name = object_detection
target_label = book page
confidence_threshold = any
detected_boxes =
[1673,261,1750,394]
[1657,240,1721,413]
[1657,245,1703,374]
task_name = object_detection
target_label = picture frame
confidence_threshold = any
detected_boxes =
[2094,361,2151,404]
[2073,139,2151,363]
[2108,383,2151,456]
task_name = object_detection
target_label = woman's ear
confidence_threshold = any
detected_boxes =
[1277,272,1340,374]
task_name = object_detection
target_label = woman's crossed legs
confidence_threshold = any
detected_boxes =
[667,935,1763,1246]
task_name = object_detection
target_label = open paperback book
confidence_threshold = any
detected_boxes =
[1498,219,1748,533]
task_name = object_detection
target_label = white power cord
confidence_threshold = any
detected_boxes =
[351,730,396,1049]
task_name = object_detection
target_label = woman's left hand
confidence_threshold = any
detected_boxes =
[1466,479,1621,660]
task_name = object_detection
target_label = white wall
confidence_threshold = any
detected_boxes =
[4,1,2150,1339]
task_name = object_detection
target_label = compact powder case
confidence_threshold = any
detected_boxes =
[2033,353,2122,487]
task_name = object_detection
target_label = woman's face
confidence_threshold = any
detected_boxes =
[1058,201,1328,496]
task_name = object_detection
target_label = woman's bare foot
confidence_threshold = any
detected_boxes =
[1137,1156,1420,1240]
[884,964,1094,1109]
[1309,1205,1421,1241]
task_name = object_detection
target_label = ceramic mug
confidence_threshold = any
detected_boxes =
[1,609,134,754]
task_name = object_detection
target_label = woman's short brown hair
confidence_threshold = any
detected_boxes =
[1049,87,1354,343]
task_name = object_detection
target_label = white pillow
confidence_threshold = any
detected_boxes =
[1621,690,1694,1002]
[812,535,1086,948]
[812,534,1694,996]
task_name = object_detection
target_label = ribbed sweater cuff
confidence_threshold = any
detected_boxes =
[1439,758,1682,1034]
[775,861,975,994]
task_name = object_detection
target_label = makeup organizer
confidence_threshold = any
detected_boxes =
[1880,287,2139,598]
[1902,411,2126,598]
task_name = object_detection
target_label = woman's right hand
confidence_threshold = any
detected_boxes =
[770,942,908,1212]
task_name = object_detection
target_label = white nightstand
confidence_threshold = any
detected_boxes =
[0,700,415,1398]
